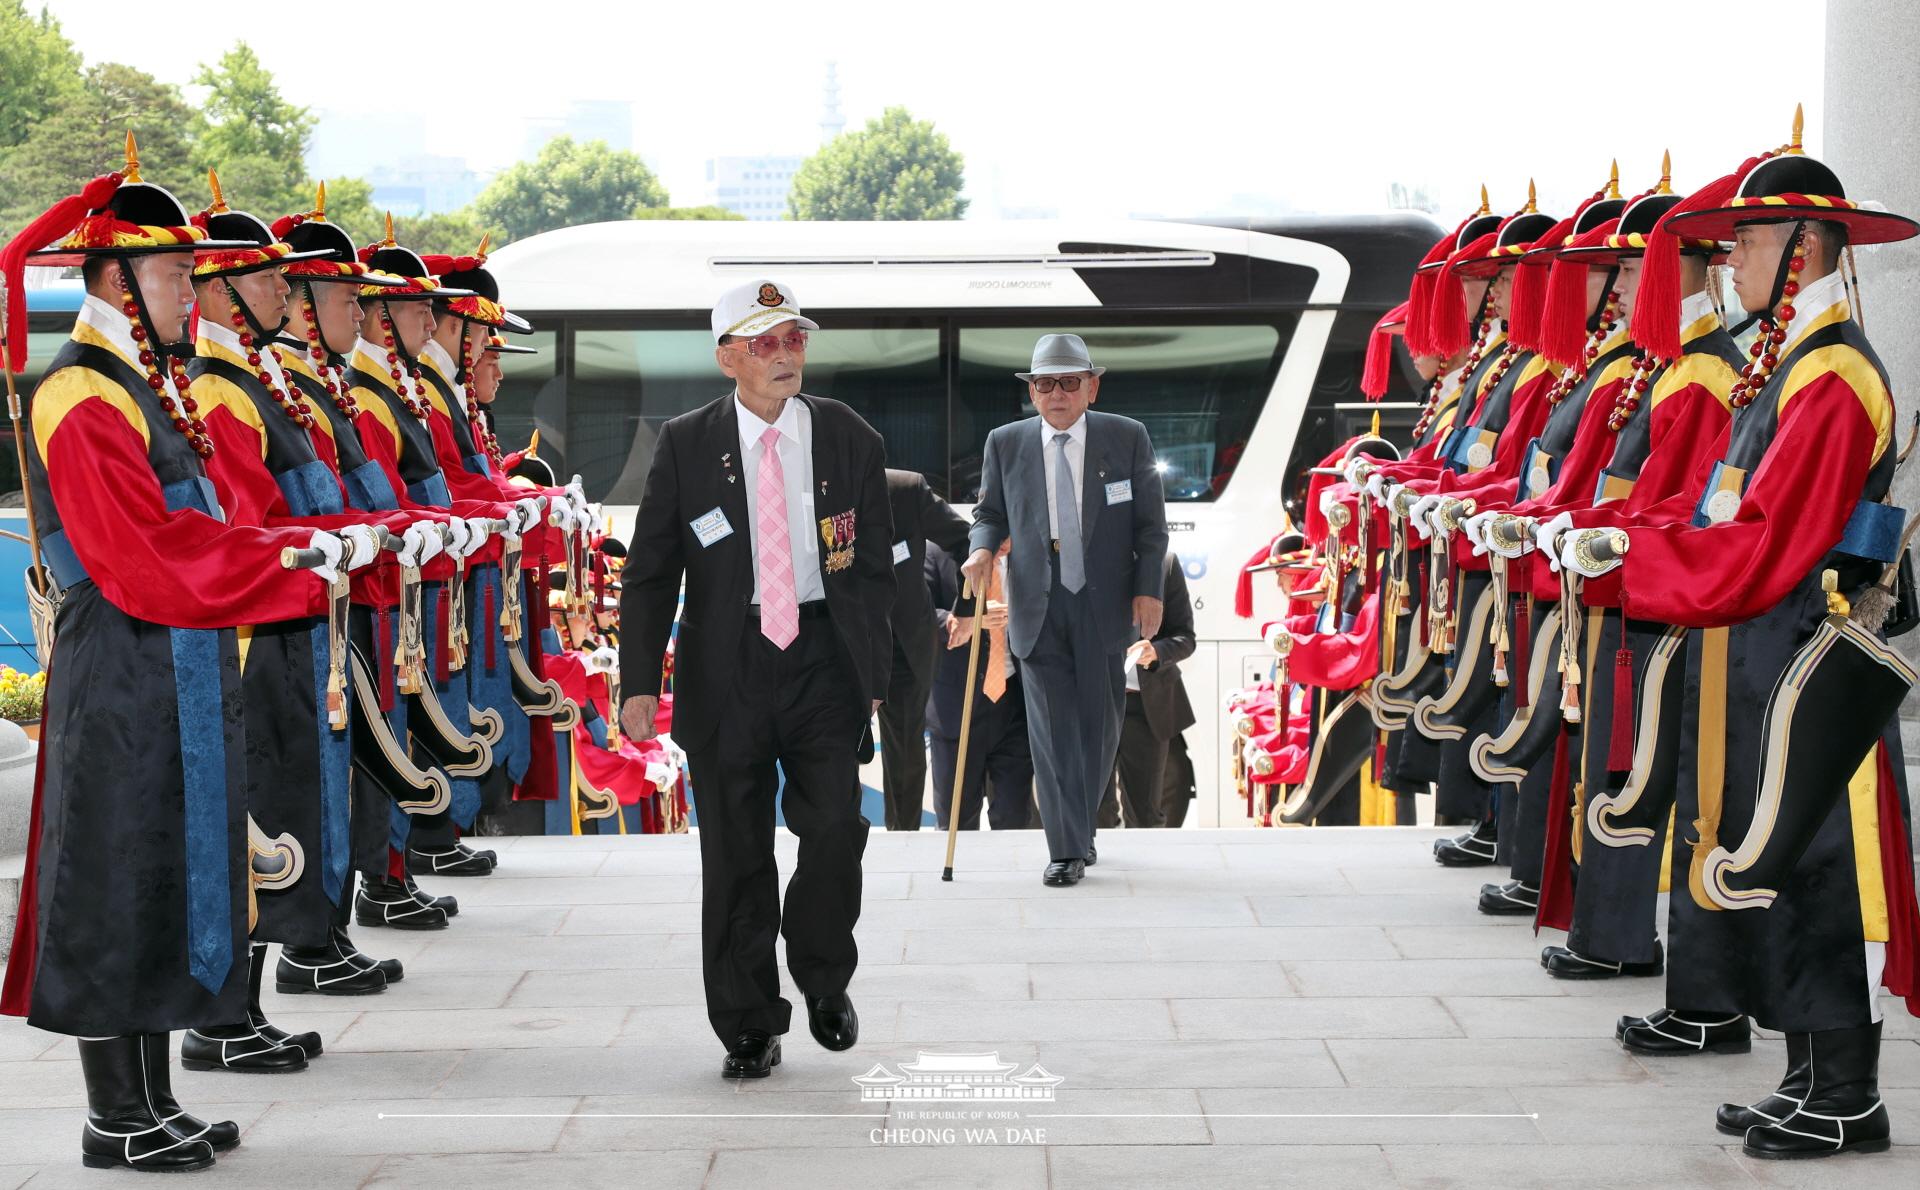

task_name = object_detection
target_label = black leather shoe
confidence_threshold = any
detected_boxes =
[1477,880,1538,915]
[355,874,449,930]
[333,926,404,982]
[276,944,387,997]
[1434,820,1498,867]
[1718,1031,1811,1136]
[242,941,328,1060]
[78,1036,219,1172]
[1619,1009,1750,1056]
[1541,941,1663,980]
[408,845,494,877]
[457,839,498,865]
[142,1033,239,1153]
[1043,859,1086,887]
[1616,1008,1656,1041]
[405,873,459,916]
[179,1025,308,1073]
[805,993,859,1051]
[1085,842,1097,866]
[721,1030,781,1079]
[1743,1023,1891,1158]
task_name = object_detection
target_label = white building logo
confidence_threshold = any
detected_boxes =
[853,1051,1064,1102]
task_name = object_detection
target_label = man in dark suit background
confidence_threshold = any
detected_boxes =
[963,333,1168,886]
[926,542,1038,831]
[1099,552,1197,829]
[620,279,892,1080]
[876,469,971,830]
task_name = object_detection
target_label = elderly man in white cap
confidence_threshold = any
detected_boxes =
[962,333,1168,885]
[619,280,894,1079]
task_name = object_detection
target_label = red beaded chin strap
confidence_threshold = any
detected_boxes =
[456,325,504,464]
[1411,316,1498,439]
[1544,290,1624,407]
[223,282,314,430]
[296,284,359,422]
[123,285,214,459]
[377,302,433,422]
[1729,228,1804,410]
[1607,352,1659,432]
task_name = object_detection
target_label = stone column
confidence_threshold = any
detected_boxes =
[1825,0,1920,850]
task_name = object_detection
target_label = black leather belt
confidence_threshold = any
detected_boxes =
[747,600,830,621]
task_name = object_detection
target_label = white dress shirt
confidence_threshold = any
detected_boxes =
[76,294,145,370]
[737,393,825,604]
[198,317,294,395]
[419,339,469,414]
[1038,412,1087,542]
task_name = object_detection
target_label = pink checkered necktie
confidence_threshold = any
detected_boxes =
[755,424,799,649]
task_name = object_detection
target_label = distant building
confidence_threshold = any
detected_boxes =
[820,62,846,145]
[308,110,427,180]
[705,155,803,221]
[523,100,637,159]
[367,153,486,217]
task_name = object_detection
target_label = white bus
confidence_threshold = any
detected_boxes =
[485,214,1439,825]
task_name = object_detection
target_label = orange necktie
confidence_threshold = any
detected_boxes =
[983,557,1009,702]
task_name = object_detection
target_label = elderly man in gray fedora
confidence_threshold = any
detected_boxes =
[961,333,1168,885]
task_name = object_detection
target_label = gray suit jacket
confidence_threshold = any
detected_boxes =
[968,410,1169,657]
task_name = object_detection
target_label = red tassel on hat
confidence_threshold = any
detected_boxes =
[1406,220,1469,357]
[1360,301,1408,399]
[1607,646,1636,772]
[1632,159,1760,362]
[1512,598,1531,708]
[1507,214,1578,352]
[1431,231,1498,359]
[1,171,125,372]
[1540,252,1596,367]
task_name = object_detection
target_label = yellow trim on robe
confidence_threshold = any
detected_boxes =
[1777,342,1894,465]
[235,625,253,671]
[1657,805,1675,894]
[188,369,271,463]
[30,367,151,463]
[1515,353,1561,387]
[1688,627,1730,910]
[1849,746,1889,943]
[1649,351,1740,413]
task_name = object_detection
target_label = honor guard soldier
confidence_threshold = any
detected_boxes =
[0,140,360,1172]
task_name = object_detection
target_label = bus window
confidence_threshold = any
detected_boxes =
[950,321,1289,503]
[570,327,716,502]
[800,323,942,488]
[487,329,557,477]
[1280,307,1420,524]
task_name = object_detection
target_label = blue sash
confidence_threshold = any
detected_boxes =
[406,472,451,507]
[342,459,398,513]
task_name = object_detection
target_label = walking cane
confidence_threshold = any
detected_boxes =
[940,574,988,882]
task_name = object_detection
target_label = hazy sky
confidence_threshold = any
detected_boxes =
[39,0,1830,221]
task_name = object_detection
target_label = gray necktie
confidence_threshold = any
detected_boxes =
[1053,432,1085,592]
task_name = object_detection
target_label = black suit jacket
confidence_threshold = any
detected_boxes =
[886,468,972,688]
[621,393,894,754]
[1131,553,1197,740]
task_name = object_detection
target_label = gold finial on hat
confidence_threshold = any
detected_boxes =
[525,428,542,458]
[123,130,142,184]
[1522,178,1537,214]
[1370,408,1381,438]
[206,169,229,214]
[1657,150,1673,195]
[381,211,397,247]
[1476,184,1490,215]
[1606,159,1621,199]
[474,232,491,261]
[1789,103,1805,154]
[314,180,329,222]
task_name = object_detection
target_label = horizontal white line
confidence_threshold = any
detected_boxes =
[379,1113,887,1120]
[379,1112,1537,1121]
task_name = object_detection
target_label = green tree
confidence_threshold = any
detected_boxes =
[472,135,668,241]
[631,205,746,221]
[392,209,490,257]
[191,43,315,218]
[0,62,205,235]
[0,2,81,152]
[788,107,967,221]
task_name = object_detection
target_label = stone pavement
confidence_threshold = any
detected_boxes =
[0,827,1915,1188]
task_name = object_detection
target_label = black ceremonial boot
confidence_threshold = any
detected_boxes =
[244,942,332,1059]
[1618,1008,1750,1056]
[1541,939,1664,980]
[277,919,388,998]
[355,872,449,930]
[1718,1030,1811,1135]
[78,1035,217,1171]
[407,843,494,877]
[141,1033,239,1152]
[457,838,498,865]
[405,872,459,916]
[329,876,403,981]
[1476,880,1538,915]
[1743,1022,1892,1159]
[179,1009,307,1073]
[1434,817,1498,866]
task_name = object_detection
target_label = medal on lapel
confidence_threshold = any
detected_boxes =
[818,509,857,573]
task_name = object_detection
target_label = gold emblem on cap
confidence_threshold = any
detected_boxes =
[757,283,784,307]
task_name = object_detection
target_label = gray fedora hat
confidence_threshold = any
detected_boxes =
[1016,332,1106,380]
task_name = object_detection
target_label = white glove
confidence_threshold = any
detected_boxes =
[1365,472,1389,503]
[582,504,606,536]
[1409,493,1444,540]
[549,501,577,533]
[1561,529,1628,578]
[514,498,543,535]
[1461,511,1496,557]
[1342,455,1370,488]
[587,645,620,674]
[1534,511,1574,573]
[339,524,381,571]
[463,516,492,557]
[444,515,472,558]
[1486,516,1537,561]
[565,475,589,515]
[306,530,345,585]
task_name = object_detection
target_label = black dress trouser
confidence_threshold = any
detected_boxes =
[877,639,935,830]
[685,608,870,1044]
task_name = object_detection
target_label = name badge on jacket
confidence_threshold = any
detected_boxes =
[1105,479,1133,505]
[892,540,911,565]
[691,507,733,547]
